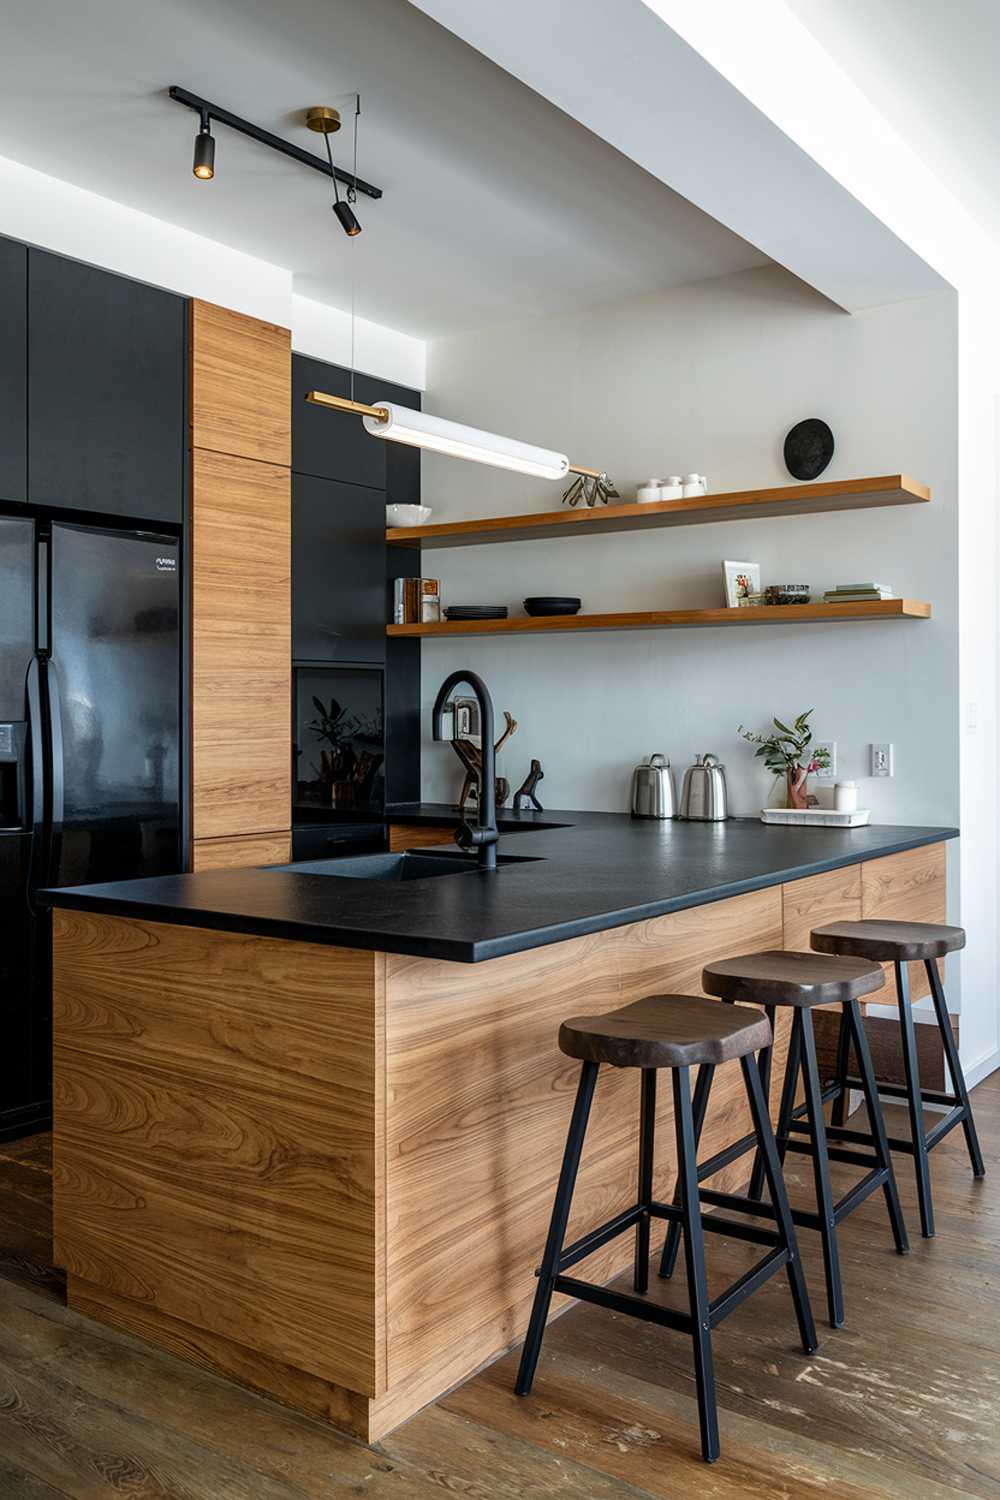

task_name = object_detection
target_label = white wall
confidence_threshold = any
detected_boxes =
[418,265,958,836]
[0,153,426,386]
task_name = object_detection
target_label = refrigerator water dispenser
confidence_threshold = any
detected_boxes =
[0,721,28,831]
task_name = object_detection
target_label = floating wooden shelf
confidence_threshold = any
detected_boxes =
[387,599,932,638]
[385,474,929,549]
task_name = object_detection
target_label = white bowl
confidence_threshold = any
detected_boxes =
[386,503,433,527]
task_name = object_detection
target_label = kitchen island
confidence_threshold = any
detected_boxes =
[45,814,955,1442]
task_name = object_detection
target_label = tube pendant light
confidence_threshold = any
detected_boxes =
[364,403,568,479]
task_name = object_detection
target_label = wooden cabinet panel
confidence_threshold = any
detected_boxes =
[191,301,290,466]
[862,843,947,1005]
[0,235,26,504]
[781,864,874,1008]
[191,448,290,840]
[383,887,782,1392]
[192,832,291,871]
[53,911,384,1397]
[29,250,185,521]
[292,474,386,663]
[387,823,456,852]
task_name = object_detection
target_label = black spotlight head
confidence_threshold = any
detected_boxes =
[193,127,215,180]
[333,199,361,237]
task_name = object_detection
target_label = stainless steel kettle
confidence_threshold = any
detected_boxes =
[630,753,676,819]
[678,753,729,821]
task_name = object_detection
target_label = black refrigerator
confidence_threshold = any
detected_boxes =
[0,514,181,1139]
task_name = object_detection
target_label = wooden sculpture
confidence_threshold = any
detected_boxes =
[453,711,518,810]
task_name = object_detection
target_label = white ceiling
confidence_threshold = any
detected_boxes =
[788,0,1000,249]
[0,0,767,340]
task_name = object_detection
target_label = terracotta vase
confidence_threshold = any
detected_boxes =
[785,765,810,810]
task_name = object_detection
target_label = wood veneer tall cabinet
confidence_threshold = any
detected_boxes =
[189,300,292,870]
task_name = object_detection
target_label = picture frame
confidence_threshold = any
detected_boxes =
[722,560,761,609]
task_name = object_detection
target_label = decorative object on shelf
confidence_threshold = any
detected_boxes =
[763,583,812,606]
[523,596,582,617]
[681,473,708,497]
[514,759,545,811]
[386,503,433,527]
[737,708,830,810]
[562,469,619,508]
[445,604,508,621]
[823,581,896,602]
[392,577,441,624]
[452,709,518,810]
[761,806,870,827]
[722,559,761,608]
[784,417,835,480]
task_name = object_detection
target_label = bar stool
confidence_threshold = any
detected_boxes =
[660,952,909,1330]
[515,993,818,1464]
[811,920,985,1239]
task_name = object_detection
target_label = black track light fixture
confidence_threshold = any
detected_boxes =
[308,102,362,238]
[192,110,215,180]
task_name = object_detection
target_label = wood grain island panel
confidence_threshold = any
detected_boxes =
[51,846,950,1444]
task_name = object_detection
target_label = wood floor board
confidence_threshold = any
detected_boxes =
[1,1079,998,1496]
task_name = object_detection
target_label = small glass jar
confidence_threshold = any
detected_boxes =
[834,781,859,813]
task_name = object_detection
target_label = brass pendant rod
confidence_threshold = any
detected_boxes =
[306,389,389,422]
[305,389,604,477]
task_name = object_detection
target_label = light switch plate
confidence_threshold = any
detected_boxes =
[871,742,894,777]
[813,740,836,778]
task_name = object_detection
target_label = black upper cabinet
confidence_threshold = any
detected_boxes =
[293,474,387,664]
[0,237,27,505]
[292,354,386,491]
[28,252,185,524]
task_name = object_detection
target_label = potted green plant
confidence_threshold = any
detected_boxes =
[737,709,831,810]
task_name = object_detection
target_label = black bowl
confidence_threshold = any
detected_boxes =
[524,596,582,616]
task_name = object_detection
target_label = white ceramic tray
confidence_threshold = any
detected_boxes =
[760,807,871,828]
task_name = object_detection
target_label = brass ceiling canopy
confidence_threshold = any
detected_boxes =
[306,105,342,135]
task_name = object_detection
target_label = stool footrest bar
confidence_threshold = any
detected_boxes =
[832,1168,889,1223]
[692,1130,758,1182]
[556,1205,645,1273]
[781,1137,883,1171]
[553,1275,694,1334]
[708,1247,790,1327]
[838,1076,959,1109]
[700,1187,821,1234]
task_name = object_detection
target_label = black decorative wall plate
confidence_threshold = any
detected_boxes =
[784,418,834,480]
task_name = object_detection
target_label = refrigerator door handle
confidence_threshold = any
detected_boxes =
[47,658,65,830]
[25,656,47,916]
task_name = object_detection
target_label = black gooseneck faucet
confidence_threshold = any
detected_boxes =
[432,669,499,870]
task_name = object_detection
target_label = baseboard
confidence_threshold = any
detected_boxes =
[964,1047,1000,1091]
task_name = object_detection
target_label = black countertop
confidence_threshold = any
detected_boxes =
[41,809,958,963]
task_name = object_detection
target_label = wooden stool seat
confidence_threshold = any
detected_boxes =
[703,949,886,1007]
[811,919,966,962]
[559,995,771,1070]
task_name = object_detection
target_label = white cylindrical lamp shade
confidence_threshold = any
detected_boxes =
[363,402,569,480]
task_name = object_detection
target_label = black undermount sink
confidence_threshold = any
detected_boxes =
[275,851,542,882]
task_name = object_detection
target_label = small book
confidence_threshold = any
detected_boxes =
[830,582,892,594]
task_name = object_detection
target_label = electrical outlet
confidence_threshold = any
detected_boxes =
[871,742,894,778]
[813,740,836,778]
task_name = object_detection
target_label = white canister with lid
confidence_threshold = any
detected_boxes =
[834,781,859,813]
[636,479,664,503]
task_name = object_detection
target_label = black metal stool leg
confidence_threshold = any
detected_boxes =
[896,961,935,1237]
[830,1008,852,1127]
[773,1009,803,1172]
[516,1061,599,1396]
[634,1068,657,1294]
[740,1052,818,1355]
[673,1065,719,1464]
[926,959,985,1179]
[799,1007,845,1328]
[747,1005,776,1200]
[846,1000,909,1255]
[659,1063,715,1278]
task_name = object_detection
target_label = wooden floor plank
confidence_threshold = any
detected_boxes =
[0,1083,997,1497]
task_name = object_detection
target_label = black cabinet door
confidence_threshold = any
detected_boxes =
[293,474,386,664]
[0,236,27,505]
[292,354,387,490]
[28,251,185,523]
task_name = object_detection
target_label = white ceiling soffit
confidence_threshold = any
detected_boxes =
[407,0,949,312]
[0,0,766,341]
